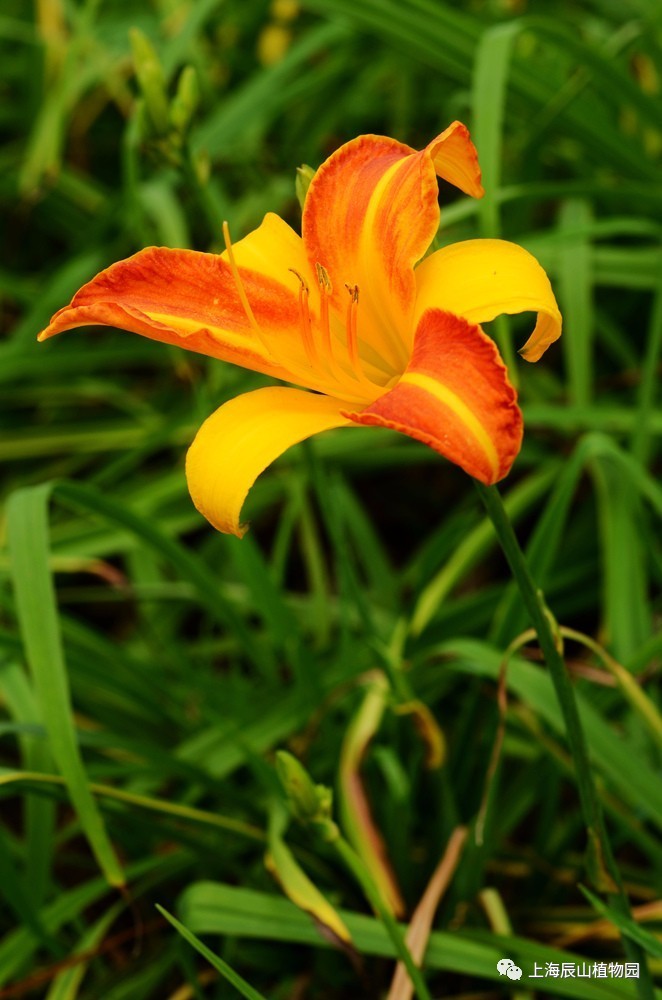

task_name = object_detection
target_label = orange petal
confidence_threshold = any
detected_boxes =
[186,386,351,536]
[426,121,484,199]
[346,310,522,484]
[38,215,339,391]
[302,125,483,374]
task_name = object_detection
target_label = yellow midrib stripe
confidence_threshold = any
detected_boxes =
[357,157,414,370]
[400,371,498,477]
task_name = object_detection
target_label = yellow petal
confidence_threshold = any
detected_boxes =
[228,212,313,290]
[414,239,562,362]
[185,387,351,535]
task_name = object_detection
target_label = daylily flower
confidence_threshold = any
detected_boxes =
[39,123,561,536]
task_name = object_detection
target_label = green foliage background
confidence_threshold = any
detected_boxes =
[1,0,661,996]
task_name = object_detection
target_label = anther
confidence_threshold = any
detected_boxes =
[289,268,316,365]
[222,221,273,357]
[315,262,332,294]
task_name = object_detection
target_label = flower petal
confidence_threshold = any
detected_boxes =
[38,215,341,392]
[228,212,313,291]
[345,310,522,484]
[426,121,484,199]
[186,387,351,536]
[302,126,483,373]
[414,239,562,362]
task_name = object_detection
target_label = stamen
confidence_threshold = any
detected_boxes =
[344,283,361,377]
[222,221,273,357]
[315,262,336,366]
[289,269,316,366]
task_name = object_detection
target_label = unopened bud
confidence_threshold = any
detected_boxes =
[295,164,315,210]
[170,65,199,135]
[276,751,324,821]
[193,148,210,185]
[130,28,169,135]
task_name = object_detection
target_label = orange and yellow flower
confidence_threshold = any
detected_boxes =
[39,123,561,536]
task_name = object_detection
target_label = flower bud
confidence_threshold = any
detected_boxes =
[276,751,323,821]
[129,28,169,136]
[169,65,199,136]
[295,164,315,210]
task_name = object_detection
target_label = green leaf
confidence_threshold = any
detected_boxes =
[265,801,352,946]
[180,883,641,999]
[157,905,269,1000]
[472,21,521,238]
[557,199,594,406]
[6,484,124,888]
[580,886,662,960]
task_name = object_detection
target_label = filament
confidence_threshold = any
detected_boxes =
[222,221,273,357]
[314,262,332,358]
[344,283,361,377]
[288,269,316,365]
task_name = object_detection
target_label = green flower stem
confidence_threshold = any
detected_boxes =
[329,828,432,1000]
[474,481,654,1000]
[0,770,265,843]
[181,143,227,239]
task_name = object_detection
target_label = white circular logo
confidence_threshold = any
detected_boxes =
[497,958,522,980]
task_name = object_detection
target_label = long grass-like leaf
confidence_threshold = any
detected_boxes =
[158,906,269,1000]
[180,883,641,999]
[6,484,124,888]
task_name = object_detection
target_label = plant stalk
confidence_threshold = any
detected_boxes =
[474,481,653,999]
[331,832,433,1000]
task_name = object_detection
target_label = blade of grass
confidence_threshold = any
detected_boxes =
[45,900,124,1000]
[558,199,594,406]
[474,481,653,998]
[6,484,124,888]
[429,638,662,832]
[579,886,662,960]
[0,771,265,843]
[590,456,652,660]
[472,21,521,239]
[411,466,557,636]
[386,826,468,1000]
[631,274,662,466]
[179,883,642,999]
[0,659,56,907]
[54,479,274,672]
[157,906,269,1000]
[471,21,521,377]
[0,855,173,987]
[0,823,62,960]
